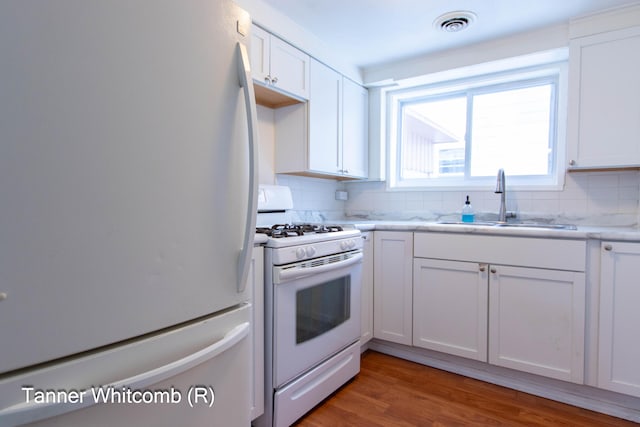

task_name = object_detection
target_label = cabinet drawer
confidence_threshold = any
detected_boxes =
[414,233,586,271]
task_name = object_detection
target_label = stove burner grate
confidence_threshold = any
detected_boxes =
[255,224,344,238]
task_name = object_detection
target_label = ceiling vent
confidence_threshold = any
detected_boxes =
[434,11,477,33]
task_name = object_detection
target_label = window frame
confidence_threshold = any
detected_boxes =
[386,61,568,191]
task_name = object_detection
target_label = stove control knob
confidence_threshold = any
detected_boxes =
[340,240,350,250]
[295,247,306,259]
[306,246,316,257]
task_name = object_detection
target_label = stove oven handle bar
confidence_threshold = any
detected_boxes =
[276,252,363,283]
[236,41,259,293]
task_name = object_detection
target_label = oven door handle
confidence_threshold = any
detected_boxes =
[276,252,363,283]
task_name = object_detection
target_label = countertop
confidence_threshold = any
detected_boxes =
[254,233,268,245]
[342,220,640,242]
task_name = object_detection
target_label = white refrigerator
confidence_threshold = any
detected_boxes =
[0,1,258,426]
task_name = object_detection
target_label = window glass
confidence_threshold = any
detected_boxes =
[388,62,565,190]
[296,276,350,344]
[470,84,552,177]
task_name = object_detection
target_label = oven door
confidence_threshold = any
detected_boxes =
[272,250,362,388]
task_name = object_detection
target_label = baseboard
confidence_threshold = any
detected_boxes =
[368,339,640,423]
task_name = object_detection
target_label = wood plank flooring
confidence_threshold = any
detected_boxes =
[294,351,637,427]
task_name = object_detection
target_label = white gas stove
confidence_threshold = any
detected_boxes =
[254,185,362,427]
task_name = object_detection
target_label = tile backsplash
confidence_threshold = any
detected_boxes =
[275,175,346,223]
[271,171,639,227]
[343,170,640,227]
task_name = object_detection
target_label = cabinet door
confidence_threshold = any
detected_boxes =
[342,78,369,178]
[308,58,342,174]
[249,247,264,421]
[250,25,270,85]
[360,232,374,345]
[598,242,640,397]
[269,36,310,99]
[489,265,585,383]
[567,26,640,169]
[373,231,413,345]
[413,259,488,361]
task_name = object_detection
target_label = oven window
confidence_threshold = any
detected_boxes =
[296,276,350,344]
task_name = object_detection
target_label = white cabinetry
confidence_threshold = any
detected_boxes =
[249,246,264,421]
[567,25,640,169]
[373,231,413,345]
[360,232,374,346]
[341,77,369,178]
[413,258,488,361]
[308,59,342,174]
[488,264,585,382]
[598,241,640,398]
[274,59,368,180]
[307,59,368,178]
[413,233,586,383]
[250,25,309,101]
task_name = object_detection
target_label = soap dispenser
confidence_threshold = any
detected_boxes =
[461,195,474,223]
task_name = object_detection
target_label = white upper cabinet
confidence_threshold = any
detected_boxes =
[250,25,309,101]
[274,59,369,180]
[567,25,640,169]
[307,59,368,179]
[308,59,342,174]
[342,77,369,178]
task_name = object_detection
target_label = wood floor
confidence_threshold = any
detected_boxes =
[294,351,637,427]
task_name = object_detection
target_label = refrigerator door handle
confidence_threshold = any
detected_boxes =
[0,322,250,427]
[236,41,259,293]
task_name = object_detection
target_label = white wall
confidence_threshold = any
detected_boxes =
[363,24,568,86]
[256,106,345,220]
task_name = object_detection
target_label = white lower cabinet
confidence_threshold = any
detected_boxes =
[411,232,586,383]
[413,258,488,361]
[598,241,640,398]
[488,265,585,383]
[373,231,413,345]
[360,232,374,345]
[249,246,264,421]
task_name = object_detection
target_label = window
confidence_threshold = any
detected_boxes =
[387,61,567,190]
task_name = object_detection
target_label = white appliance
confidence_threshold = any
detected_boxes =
[0,1,258,426]
[254,186,362,427]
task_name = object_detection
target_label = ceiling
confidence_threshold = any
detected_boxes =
[261,0,639,68]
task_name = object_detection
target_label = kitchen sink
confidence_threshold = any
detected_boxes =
[437,221,498,226]
[437,221,577,230]
[493,223,577,230]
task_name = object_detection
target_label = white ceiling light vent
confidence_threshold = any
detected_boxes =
[434,11,477,33]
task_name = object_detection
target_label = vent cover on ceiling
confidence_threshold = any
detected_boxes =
[434,11,477,32]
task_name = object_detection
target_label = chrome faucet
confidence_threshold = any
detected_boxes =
[495,168,507,223]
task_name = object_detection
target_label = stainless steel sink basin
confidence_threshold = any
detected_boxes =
[437,221,577,230]
[437,221,498,226]
[493,223,577,230]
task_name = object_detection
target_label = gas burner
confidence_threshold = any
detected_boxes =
[256,224,344,238]
[314,225,344,233]
[295,224,344,234]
